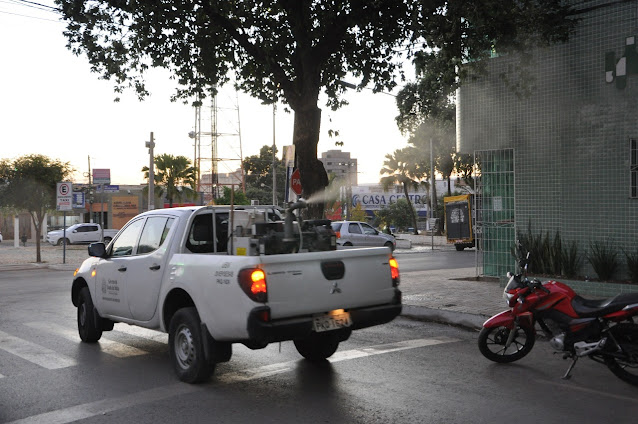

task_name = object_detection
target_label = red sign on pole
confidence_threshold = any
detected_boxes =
[290,169,302,195]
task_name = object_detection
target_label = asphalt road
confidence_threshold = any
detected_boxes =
[2,266,638,423]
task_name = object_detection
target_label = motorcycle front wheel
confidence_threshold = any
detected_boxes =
[478,325,535,363]
[604,323,638,387]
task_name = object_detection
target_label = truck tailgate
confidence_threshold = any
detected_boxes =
[260,247,397,320]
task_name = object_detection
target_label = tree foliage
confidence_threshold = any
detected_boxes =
[142,154,197,207]
[56,1,574,218]
[374,198,415,232]
[0,155,73,262]
[243,145,287,206]
[395,0,575,130]
[215,186,250,206]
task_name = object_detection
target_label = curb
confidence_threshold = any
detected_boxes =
[0,263,78,272]
[401,304,487,331]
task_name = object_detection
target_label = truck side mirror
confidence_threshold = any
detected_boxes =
[88,242,106,258]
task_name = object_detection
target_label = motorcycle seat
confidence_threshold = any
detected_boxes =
[571,293,638,318]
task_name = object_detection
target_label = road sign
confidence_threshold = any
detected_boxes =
[93,168,111,185]
[72,192,85,209]
[103,185,120,193]
[290,168,302,195]
[56,182,73,211]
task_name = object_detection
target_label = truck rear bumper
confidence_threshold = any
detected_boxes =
[246,290,402,345]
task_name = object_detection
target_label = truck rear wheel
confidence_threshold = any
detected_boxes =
[168,307,213,383]
[294,332,340,362]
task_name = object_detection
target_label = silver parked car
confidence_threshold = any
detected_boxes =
[330,221,395,251]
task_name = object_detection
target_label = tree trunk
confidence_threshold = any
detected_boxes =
[402,182,419,234]
[30,211,42,263]
[293,104,328,219]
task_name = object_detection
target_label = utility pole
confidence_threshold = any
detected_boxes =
[87,155,93,223]
[430,138,434,248]
[272,103,277,206]
[146,132,155,210]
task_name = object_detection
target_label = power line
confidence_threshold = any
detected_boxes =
[0,8,60,22]
[9,0,57,12]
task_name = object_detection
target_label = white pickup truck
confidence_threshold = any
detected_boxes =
[71,201,402,383]
[47,223,119,246]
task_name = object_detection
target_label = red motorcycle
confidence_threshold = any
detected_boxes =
[478,249,638,386]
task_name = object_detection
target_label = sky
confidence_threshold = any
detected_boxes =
[0,1,412,187]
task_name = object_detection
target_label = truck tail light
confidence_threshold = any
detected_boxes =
[389,257,400,287]
[238,268,268,303]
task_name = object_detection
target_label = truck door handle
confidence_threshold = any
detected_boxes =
[118,266,127,272]
[149,264,161,271]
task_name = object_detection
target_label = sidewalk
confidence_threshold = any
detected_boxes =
[0,239,504,330]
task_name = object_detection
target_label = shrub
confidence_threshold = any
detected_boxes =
[624,248,638,284]
[561,240,582,278]
[586,240,619,281]
[518,223,563,275]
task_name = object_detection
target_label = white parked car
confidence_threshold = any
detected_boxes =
[47,223,118,246]
[0,230,3,243]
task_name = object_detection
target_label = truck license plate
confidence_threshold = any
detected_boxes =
[312,311,352,332]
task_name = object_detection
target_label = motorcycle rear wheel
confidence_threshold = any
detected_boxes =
[604,323,638,387]
[478,325,535,363]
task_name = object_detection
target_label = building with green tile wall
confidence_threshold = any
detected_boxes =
[457,0,638,280]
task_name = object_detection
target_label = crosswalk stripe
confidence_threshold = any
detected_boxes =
[0,330,76,370]
[25,322,148,358]
[5,336,460,424]
[217,336,460,384]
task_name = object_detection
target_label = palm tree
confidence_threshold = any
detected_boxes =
[379,148,427,234]
[142,154,197,207]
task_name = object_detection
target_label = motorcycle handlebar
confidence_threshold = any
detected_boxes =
[529,279,550,294]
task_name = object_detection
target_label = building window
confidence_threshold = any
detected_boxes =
[631,138,638,198]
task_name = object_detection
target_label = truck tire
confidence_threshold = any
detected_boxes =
[294,332,340,362]
[168,307,213,383]
[455,245,465,251]
[58,238,70,246]
[77,287,103,343]
[103,236,112,244]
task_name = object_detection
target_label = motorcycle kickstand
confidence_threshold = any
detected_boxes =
[562,356,578,380]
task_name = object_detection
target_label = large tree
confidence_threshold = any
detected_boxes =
[56,0,414,217]
[0,155,74,262]
[142,154,197,207]
[379,148,426,235]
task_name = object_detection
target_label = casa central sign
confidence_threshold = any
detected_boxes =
[351,191,428,210]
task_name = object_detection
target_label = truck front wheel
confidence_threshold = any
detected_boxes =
[294,332,340,362]
[77,287,102,343]
[168,307,213,383]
